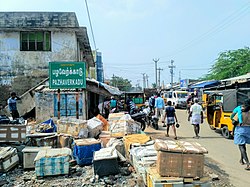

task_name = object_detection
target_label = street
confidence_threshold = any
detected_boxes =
[145,109,250,187]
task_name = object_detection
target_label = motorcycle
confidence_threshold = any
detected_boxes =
[130,109,147,131]
[142,107,159,130]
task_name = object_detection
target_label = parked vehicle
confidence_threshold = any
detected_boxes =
[123,91,145,109]
[130,111,146,131]
[141,107,159,130]
[202,90,223,109]
[162,90,188,108]
[206,88,250,139]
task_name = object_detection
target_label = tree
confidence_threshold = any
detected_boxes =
[152,83,157,88]
[110,75,132,91]
[205,47,250,80]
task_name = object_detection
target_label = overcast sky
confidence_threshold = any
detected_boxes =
[1,0,250,86]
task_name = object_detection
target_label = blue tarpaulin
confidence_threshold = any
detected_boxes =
[40,118,57,133]
[190,80,220,89]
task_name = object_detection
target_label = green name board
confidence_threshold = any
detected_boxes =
[49,62,86,89]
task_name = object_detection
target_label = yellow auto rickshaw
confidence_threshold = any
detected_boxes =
[206,88,250,139]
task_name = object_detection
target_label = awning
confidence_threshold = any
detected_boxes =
[34,78,122,96]
[221,72,250,84]
[87,78,122,96]
[190,80,221,89]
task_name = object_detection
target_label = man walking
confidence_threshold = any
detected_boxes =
[188,98,203,138]
[154,93,165,127]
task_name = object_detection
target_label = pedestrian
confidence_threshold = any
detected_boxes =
[154,93,165,127]
[188,98,203,138]
[126,97,136,115]
[98,97,110,119]
[148,94,155,114]
[110,96,117,112]
[230,101,245,136]
[186,92,195,114]
[231,99,250,170]
[163,101,178,139]
[7,92,21,120]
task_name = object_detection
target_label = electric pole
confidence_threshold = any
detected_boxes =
[179,71,181,82]
[157,68,163,89]
[142,73,146,90]
[168,60,175,89]
[153,58,159,88]
[146,74,149,88]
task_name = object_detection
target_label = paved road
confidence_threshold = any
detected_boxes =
[144,109,250,187]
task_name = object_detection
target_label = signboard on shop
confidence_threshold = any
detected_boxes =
[49,62,86,89]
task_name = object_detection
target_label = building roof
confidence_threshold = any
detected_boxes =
[221,72,250,84]
[190,80,221,89]
[0,12,79,28]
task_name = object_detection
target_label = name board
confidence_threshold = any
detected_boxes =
[49,62,86,89]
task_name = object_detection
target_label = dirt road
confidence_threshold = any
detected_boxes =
[145,109,250,187]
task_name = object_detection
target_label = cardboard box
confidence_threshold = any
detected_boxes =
[99,131,111,148]
[0,125,26,142]
[87,117,103,138]
[57,118,87,137]
[57,134,73,148]
[157,151,204,178]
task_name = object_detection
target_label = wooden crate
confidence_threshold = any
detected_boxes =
[157,151,204,178]
[146,167,211,187]
[146,167,184,187]
[0,125,26,142]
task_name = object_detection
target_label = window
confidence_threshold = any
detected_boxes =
[169,92,172,98]
[20,31,51,51]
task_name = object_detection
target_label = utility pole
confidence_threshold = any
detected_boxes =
[179,71,181,82]
[142,73,146,90]
[157,68,163,89]
[168,60,175,89]
[146,74,149,88]
[153,58,159,88]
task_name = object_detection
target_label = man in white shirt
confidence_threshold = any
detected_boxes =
[188,98,203,138]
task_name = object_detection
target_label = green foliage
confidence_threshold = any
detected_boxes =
[205,47,250,80]
[110,75,132,91]
[152,83,157,88]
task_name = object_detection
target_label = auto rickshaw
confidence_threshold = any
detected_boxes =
[206,88,250,139]
[123,91,146,109]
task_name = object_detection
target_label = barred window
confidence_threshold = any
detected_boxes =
[20,31,51,51]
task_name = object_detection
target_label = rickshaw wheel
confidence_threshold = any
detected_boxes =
[221,126,231,139]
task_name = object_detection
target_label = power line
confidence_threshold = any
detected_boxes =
[85,0,97,50]
[160,2,250,59]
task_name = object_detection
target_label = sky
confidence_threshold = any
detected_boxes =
[1,0,250,87]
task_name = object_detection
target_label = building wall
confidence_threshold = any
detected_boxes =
[0,30,78,94]
[35,91,86,122]
[35,92,55,122]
